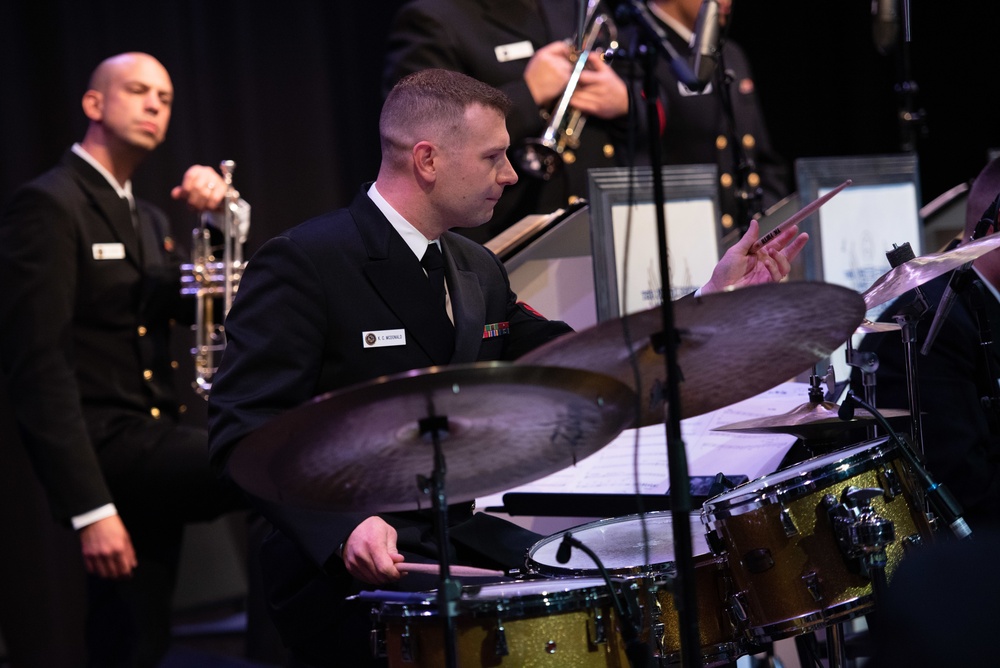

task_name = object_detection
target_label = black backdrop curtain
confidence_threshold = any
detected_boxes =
[2,1,999,254]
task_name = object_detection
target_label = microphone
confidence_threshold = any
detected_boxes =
[872,0,899,55]
[921,193,1000,356]
[556,532,576,564]
[692,0,721,89]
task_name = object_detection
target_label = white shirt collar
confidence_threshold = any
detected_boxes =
[367,182,439,259]
[71,143,134,203]
[647,1,695,45]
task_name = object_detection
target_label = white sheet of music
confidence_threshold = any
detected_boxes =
[478,381,809,508]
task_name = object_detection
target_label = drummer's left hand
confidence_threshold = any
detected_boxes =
[701,219,808,295]
[341,516,406,585]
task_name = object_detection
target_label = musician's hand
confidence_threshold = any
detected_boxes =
[171,165,227,213]
[78,514,137,580]
[569,52,629,120]
[341,516,406,585]
[523,41,574,108]
[701,219,809,295]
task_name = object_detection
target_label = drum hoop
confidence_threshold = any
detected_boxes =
[702,437,895,520]
[377,578,617,620]
[526,511,709,577]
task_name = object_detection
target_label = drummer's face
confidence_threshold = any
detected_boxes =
[430,104,518,231]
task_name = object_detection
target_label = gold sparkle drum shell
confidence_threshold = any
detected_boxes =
[526,512,748,667]
[371,578,629,667]
[700,436,935,642]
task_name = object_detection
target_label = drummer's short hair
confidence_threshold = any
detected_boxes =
[379,69,511,159]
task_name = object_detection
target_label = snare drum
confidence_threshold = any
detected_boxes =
[527,512,747,667]
[371,578,629,666]
[701,437,934,642]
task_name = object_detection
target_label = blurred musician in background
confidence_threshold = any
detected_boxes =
[852,157,1000,532]
[0,52,248,665]
[207,67,806,665]
[645,0,790,235]
[382,0,638,243]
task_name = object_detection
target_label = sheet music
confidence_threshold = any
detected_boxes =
[478,381,809,508]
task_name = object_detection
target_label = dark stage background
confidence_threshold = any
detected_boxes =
[2,0,999,259]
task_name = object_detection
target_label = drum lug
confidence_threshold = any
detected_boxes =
[880,465,902,499]
[903,532,924,552]
[727,590,750,635]
[779,507,798,537]
[370,623,387,659]
[494,617,510,657]
[400,621,416,663]
[801,570,822,602]
[587,604,608,646]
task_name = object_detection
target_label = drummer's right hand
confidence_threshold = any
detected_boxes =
[79,514,137,580]
[342,516,405,585]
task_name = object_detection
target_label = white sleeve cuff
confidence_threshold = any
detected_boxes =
[71,503,118,530]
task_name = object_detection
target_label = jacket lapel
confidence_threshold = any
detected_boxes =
[442,235,486,363]
[65,152,143,270]
[352,193,455,364]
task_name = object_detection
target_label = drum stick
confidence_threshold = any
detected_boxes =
[397,563,506,578]
[748,178,852,255]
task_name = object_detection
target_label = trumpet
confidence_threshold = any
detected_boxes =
[515,6,618,181]
[180,160,248,398]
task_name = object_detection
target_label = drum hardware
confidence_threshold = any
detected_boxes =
[701,436,936,643]
[840,392,972,541]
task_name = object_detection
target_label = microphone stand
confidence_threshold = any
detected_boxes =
[557,532,653,668]
[611,3,703,665]
[416,414,460,668]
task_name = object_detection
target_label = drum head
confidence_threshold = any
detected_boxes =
[527,511,711,576]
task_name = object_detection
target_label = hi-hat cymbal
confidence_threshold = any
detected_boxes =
[227,362,636,513]
[714,400,910,441]
[517,282,865,427]
[857,319,901,334]
[861,232,1000,309]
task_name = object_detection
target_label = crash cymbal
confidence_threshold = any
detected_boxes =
[861,232,1000,309]
[517,282,865,427]
[714,400,910,441]
[857,318,901,334]
[227,362,635,512]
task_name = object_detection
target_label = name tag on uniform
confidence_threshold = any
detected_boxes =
[92,243,125,260]
[495,40,534,63]
[363,329,407,348]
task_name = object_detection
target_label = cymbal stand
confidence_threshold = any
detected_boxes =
[416,414,460,668]
[884,242,928,456]
[844,339,880,440]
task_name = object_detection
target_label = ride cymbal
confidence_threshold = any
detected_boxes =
[227,362,636,512]
[517,282,866,427]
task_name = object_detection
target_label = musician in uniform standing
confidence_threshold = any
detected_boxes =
[207,67,806,665]
[0,52,248,666]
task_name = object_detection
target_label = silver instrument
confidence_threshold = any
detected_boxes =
[515,2,617,181]
[180,160,247,397]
